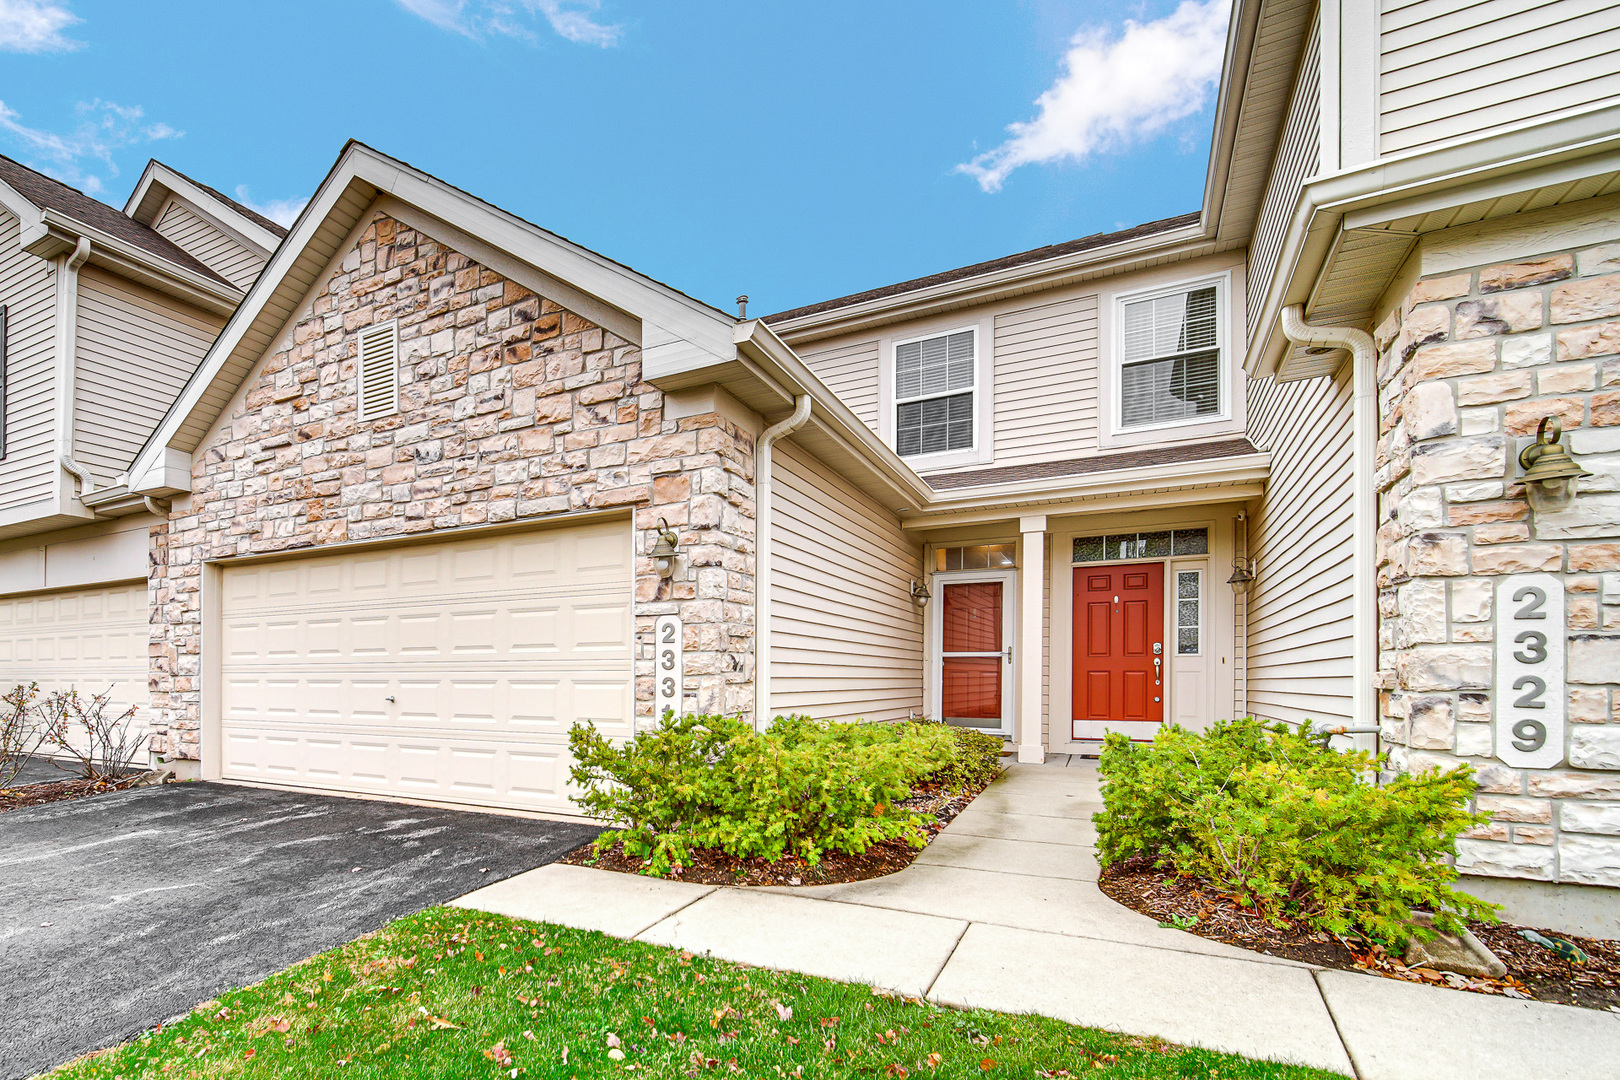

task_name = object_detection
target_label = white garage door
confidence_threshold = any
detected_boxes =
[0,582,151,756]
[218,519,634,814]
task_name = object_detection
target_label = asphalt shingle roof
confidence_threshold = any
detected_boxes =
[0,154,235,287]
[764,212,1202,324]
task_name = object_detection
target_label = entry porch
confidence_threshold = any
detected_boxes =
[909,500,1252,762]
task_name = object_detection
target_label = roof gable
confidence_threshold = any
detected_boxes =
[0,154,235,290]
[125,160,287,254]
[128,140,738,494]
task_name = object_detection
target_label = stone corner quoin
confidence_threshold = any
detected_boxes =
[147,212,760,761]
[1376,240,1620,889]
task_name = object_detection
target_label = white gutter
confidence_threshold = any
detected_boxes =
[753,393,811,728]
[1280,305,1377,751]
[53,236,97,500]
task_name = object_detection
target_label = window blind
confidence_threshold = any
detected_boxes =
[895,329,974,457]
[357,321,400,422]
[896,330,974,399]
[1120,286,1220,427]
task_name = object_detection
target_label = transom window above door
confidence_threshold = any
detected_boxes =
[1118,283,1222,429]
[1073,528,1207,563]
[896,329,975,457]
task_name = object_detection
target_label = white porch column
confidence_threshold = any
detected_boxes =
[1017,514,1047,764]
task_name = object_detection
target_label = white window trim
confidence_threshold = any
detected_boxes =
[885,323,991,469]
[1108,271,1232,437]
[927,567,1016,738]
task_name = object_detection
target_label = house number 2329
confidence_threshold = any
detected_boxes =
[1494,573,1565,769]
[653,614,684,721]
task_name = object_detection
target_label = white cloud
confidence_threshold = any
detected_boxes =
[0,0,80,53]
[395,0,619,46]
[958,0,1231,192]
[0,98,182,195]
[233,186,309,228]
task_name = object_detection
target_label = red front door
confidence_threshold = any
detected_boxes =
[1072,563,1164,738]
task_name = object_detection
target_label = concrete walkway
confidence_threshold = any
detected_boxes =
[453,759,1620,1080]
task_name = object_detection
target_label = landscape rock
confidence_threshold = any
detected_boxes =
[1402,912,1507,979]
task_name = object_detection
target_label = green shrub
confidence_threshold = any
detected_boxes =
[1094,718,1497,945]
[568,713,956,875]
[914,722,1004,793]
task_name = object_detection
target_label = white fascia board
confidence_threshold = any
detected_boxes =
[733,320,936,508]
[1200,0,1265,232]
[911,452,1271,521]
[767,224,1212,342]
[1243,104,1620,378]
[21,207,245,315]
[126,162,283,254]
[0,176,43,234]
[128,141,738,494]
[372,150,735,367]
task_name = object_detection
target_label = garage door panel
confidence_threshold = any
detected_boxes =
[219,520,632,813]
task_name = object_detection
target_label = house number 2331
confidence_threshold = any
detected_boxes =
[653,614,684,721]
[1494,573,1566,769]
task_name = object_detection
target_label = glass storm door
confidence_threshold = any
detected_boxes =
[1071,563,1165,742]
[933,572,1014,737]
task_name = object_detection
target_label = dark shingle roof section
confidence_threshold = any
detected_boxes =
[923,438,1261,491]
[0,155,235,286]
[764,212,1203,325]
[153,160,289,238]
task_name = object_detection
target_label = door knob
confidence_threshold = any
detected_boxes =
[1004,646,1012,663]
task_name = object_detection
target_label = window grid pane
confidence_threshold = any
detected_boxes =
[897,392,972,457]
[1176,570,1201,655]
[1073,529,1208,564]
[1120,285,1220,428]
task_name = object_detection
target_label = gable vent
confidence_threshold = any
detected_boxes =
[357,320,400,421]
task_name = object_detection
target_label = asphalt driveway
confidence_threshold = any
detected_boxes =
[0,782,600,1079]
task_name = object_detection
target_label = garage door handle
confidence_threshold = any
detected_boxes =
[385,695,396,703]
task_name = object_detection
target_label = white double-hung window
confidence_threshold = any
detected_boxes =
[895,328,975,458]
[1118,281,1223,430]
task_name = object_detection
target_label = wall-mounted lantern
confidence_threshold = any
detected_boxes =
[910,578,932,607]
[650,518,680,578]
[1227,557,1256,592]
[1519,416,1589,514]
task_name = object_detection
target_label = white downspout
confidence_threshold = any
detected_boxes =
[53,236,96,499]
[753,394,811,729]
[1280,305,1378,752]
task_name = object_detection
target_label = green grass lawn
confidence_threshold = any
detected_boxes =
[43,907,1341,1080]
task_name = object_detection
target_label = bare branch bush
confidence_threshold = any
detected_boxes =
[37,686,146,781]
[0,682,45,788]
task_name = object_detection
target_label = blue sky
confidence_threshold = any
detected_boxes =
[0,0,1231,314]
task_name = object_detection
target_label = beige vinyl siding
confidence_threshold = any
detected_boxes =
[154,198,266,290]
[800,339,879,431]
[1248,17,1319,339]
[0,210,58,513]
[74,266,223,481]
[1243,366,1354,728]
[770,438,923,723]
[992,295,1099,466]
[1380,0,1620,155]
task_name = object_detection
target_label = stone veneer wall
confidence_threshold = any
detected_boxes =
[148,212,757,759]
[1374,231,1620,890]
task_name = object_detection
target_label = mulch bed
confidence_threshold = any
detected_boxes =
[563,784,984,887]
[0,773,151,813]
[1100,856,1620,1012]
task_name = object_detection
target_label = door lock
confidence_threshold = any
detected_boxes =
[1153,642,1163,655]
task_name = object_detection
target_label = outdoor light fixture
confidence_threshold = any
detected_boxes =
[1519,416,1589,514]
[910,578,932,607]
[1227,557,1256,592]
[650,518,679,577]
